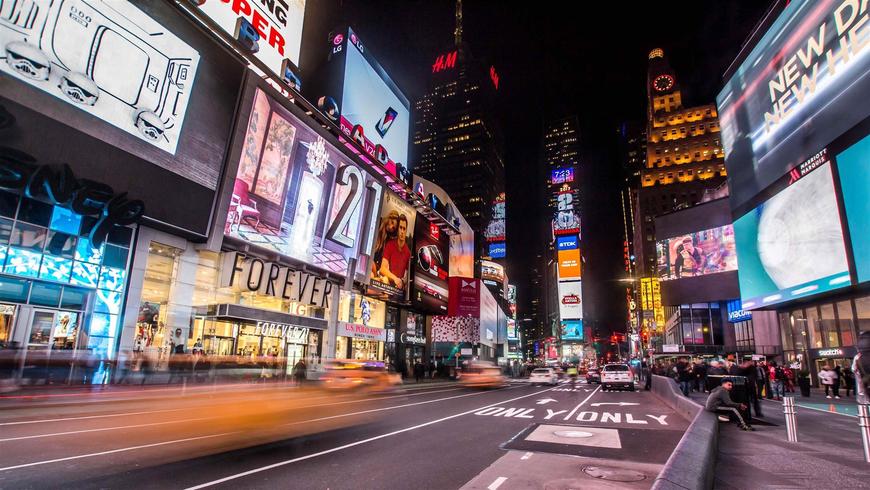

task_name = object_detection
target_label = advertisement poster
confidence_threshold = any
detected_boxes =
[412,217,450,312]
[479,285,498,347]
[835,132,870,283]
[561,320,583,341]
[556,235,581,280]
[194,0,306,73]
[716,0,870,210]
[553,186,580,236]
[481,259,506,298]
[412,176,475,278]
[339,28,411,180]
[484,193,506,242]
[432,316,480,343]
[226,88,378,276]
[733,161,850,309]
[0,0,200,155]
[369,192,416,299]
[558,281,582,320]
[656,225,737,280]
[448,277,481,317]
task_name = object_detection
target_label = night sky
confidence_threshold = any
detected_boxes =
[301,1,774,332]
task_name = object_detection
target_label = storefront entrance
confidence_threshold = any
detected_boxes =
[26,309,81,352]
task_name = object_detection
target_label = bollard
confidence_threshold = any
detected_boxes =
[783,396,798,442]
[859,404,870,463]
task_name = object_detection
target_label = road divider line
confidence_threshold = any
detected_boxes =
[488,476,508,490]
[520,452,533,460]
[563,385,601,421]
[185,387,555,490]
[0,433,237,472]
[0,408,189,426]
[0,416,217,442]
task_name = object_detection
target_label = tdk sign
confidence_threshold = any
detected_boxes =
[557,236,578,251]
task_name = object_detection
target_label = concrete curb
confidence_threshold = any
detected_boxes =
[649,375,718,490]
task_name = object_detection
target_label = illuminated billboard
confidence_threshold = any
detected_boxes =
[551,168,574,184]
[413,217,450,312]
[835,132,870,283]
[553,186,580,236]
[0,1,199,155]
[369,192,417,299]
[488,242,506,259]
[484,193,506,243]
[656,225,737,280]
[556,234,581,279]
[561,320,583,341]
[640,277,665,330]
[716,0,870,210]
[412,176,475,278]
[226,88,383,278]
[193,0,306,80]
[558,281,582,320]
[481,260,506,286]
[733,158,850,309]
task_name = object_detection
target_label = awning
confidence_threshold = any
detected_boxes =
[200,304,328,331]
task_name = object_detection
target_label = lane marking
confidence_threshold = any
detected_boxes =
[0,433,236,472]
[520,452,533,460]
[563,385,601,421]
[0,417,216,442]
[184,387,556,489]
[762,398,858,418]
[0,408,188,426]
[488,476,508,490]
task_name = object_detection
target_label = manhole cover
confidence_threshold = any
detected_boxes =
[552,430,594,438]
[582,466,647,482]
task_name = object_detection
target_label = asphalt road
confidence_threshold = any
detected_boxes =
[0,379,689,489]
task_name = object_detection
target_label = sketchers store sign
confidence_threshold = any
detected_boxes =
[716,0,870,210]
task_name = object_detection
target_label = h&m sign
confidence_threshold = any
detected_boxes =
[219,252,334,308]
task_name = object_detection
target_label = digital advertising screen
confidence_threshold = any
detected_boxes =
[488,242,506,259]
[558,280,582,320]
[835,132,870,283]
[551,168,574,185]
[484,193,506,242]
[507,318,518,340]
[338,28,411,181]
[560,320,584,341]
[413,176,475,278]
[716,0,870,210]
[412,216,450,312]
[226,87,383,278]
[193,0,306,76]
[553,186,581,236]
[733,159,851,309]
[656,225,737,281]
[556,235,581,280]
[481,260,506,286]
[369,192,417,299]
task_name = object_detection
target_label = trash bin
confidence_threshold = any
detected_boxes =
[707,374,752,422]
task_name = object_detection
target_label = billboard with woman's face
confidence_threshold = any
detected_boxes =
[657,225,738,281]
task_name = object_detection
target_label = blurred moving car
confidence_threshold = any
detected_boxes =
[529,367,558,386]
[460,363,507,389]
[320,360,402,393]
[601,363,635,391]
[586,367,600,384]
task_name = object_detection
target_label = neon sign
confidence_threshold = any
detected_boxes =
[432,51,458,73]
[489,66,499,90]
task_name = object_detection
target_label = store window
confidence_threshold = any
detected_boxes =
[856,295,870,334]
[837,301,855,346]
[779,313,794,351]
[820,303,839,347]
[807,307,823,348]
[790,310,809,351]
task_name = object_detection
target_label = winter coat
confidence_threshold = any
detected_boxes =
[818,369,837,386]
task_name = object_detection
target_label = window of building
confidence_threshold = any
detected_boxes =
[790,310,808,350]
[836,300,855,346]
[820,303,839,347]
[856,295,870,333]
[779,312,794,351]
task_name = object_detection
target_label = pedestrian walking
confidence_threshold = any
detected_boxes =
[769,361,786,400]
[414,361,424,383]
[818,365,837,398]
[694,361,708,392]
[705,379,754,431]
[739,360,762,417]
[783,365,795,393]
[842,366,855,398]
[293,359,307,386]
[755,361,767,399]
[833,365,843,399]
[676,359,694,397]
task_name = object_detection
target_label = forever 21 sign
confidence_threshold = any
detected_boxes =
[219,252,334,308]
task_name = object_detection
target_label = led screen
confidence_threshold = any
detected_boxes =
[339,29,411,179]
[226,88,381,277]
[412,176,475,278]
[656,225,737,281]
[551,168,574,184]
[561,320,583,341]
[481,260,506,286]
[558,280,582,320]
[716,0,870,210]
[194,0,306,73]
[369,192,416,299]
[488,242,506,259]
[412,216,450,312]
[0,0,199,155]
[835,132,870,283]
[553,187,580,236]
[484,193,506,242]
[557,248,581,280]
[733,160,850,309]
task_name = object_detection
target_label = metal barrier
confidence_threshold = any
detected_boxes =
[783,396,798,442]
[859,404,870,463]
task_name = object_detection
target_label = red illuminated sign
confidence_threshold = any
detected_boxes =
[489,66,499,90]
[432,51,458,73]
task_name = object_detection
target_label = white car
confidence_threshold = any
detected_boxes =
[529,368,558,386]
[601,363,635,391]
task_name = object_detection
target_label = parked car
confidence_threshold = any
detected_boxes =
[586,368,600,384]
[601,363,635,391]
[529,368,558,386]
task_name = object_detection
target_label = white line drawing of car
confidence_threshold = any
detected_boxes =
[0,0,199,154]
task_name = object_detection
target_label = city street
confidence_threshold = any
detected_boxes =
[0,380,687,489]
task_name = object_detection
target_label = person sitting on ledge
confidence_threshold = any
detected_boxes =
[706,378,754,431]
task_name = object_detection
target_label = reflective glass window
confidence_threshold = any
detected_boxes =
[30,282,62,307]
[49,206,82,235]
[4,247,42,277]
[17,198,52,227]
[0,277,28,303]
[102,245,128,269]
[10,222,47,251]
[39,255,73,283]
[0,190,18,218]
[820,303,839,347]
[74,237,103,264]
[61,287,89,310]
[45,231,76,258]
[70,261,99,288]
[94,289,123,315]
[856,296,870,334]
[837,301,855,346]
[0,217,13,245]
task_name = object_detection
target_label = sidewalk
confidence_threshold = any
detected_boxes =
[686,390,867,488]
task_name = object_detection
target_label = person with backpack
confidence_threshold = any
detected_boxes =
[853,331,869,406]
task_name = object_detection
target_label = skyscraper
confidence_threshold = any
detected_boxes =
[412,2,505,263]
[633,49,728,277]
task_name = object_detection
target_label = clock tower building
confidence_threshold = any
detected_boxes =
[632,48,728,277]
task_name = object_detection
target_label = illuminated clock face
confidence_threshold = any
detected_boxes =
[654,74,675,92]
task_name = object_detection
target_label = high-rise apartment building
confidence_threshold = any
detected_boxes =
[633,49,728,276]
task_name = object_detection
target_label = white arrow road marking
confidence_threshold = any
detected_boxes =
[536,398,558,405]
[590,402,640,407]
